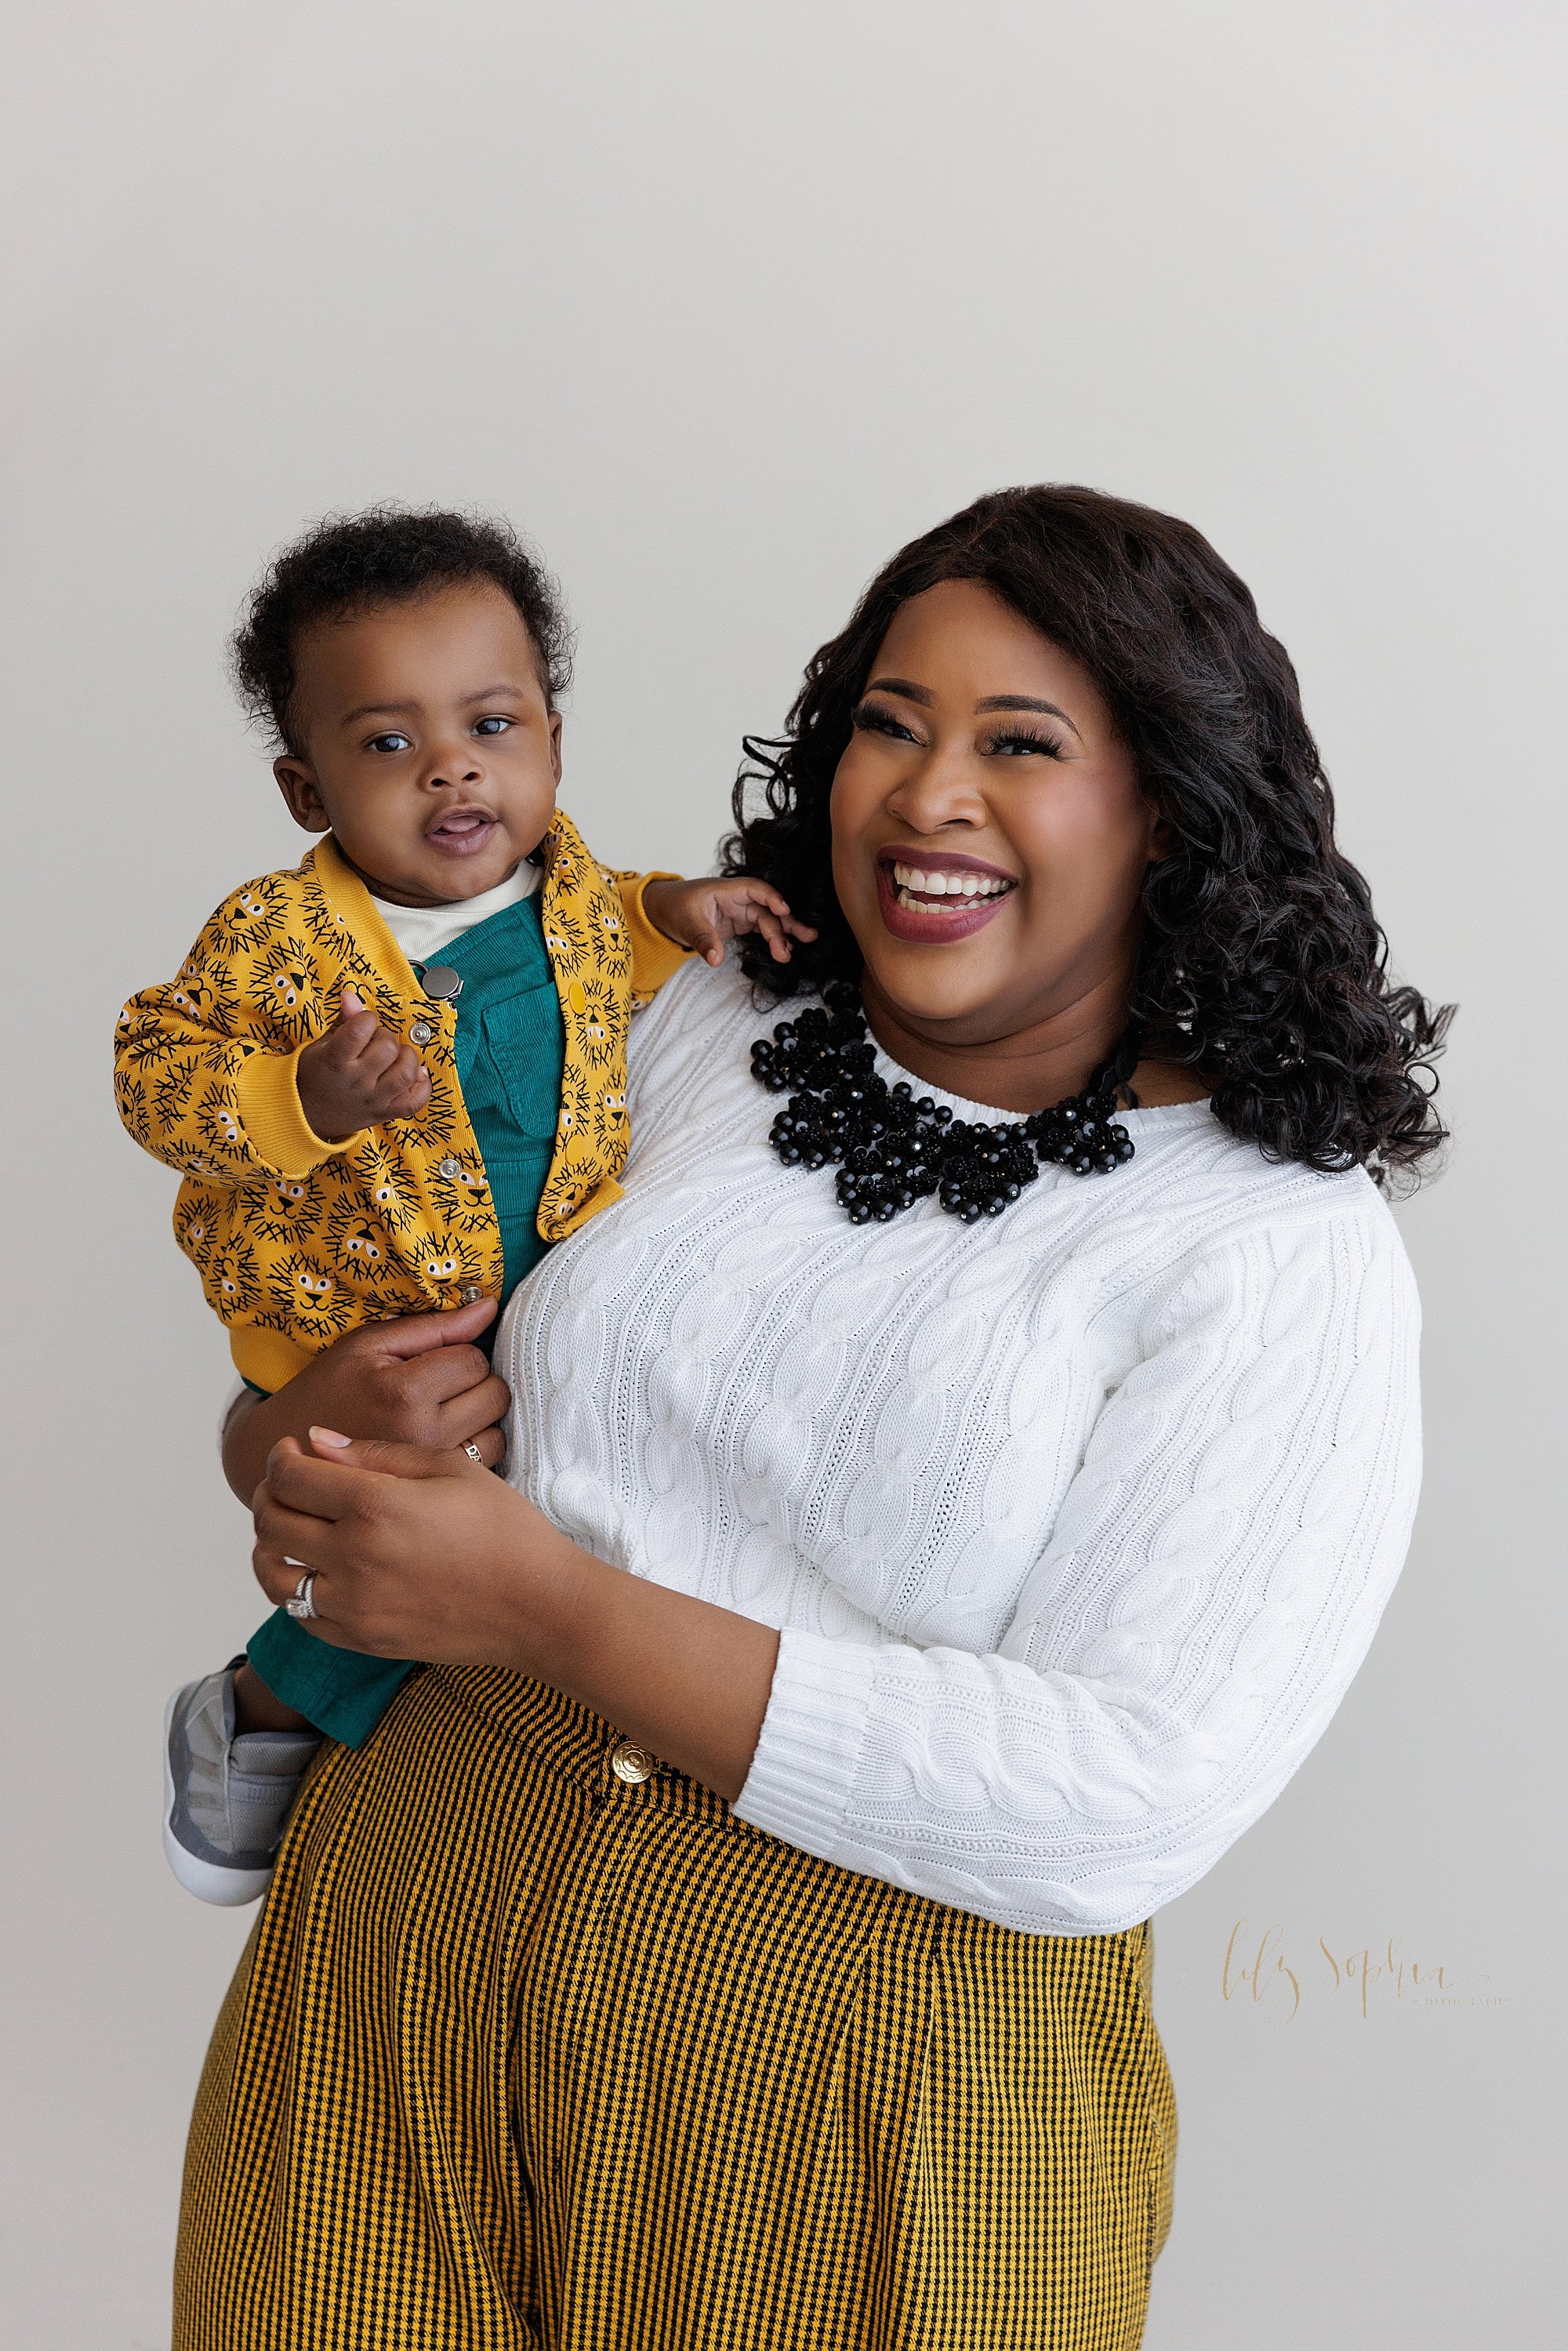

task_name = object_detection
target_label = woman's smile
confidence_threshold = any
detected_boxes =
[830,577,1163,1105]
[876,847,1018,940]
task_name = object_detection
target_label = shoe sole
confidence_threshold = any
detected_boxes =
[162,1688,273,1907]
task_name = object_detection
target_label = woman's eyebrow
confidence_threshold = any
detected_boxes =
[865,675,934,706]
[974,693,1081,735]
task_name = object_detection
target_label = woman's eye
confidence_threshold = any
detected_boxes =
[987,728,1066,760]
[851,701,920,744]
[472,715,513,737]
[366,732,412,756]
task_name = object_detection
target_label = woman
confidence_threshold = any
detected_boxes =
[179,487,1448,2349]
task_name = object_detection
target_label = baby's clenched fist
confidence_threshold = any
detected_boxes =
[297,986,434,1142]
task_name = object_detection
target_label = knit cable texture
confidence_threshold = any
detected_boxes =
[499,958,1422,1936]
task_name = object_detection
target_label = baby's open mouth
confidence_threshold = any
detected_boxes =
[426,807,499,855]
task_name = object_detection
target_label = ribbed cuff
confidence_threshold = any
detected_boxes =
[619,871,692,996]
[730,1627,877,1859]
[234,1044,361,1177]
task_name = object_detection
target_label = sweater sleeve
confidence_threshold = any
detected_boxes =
[732,1208,1423,1936]
[114,905,356,1188]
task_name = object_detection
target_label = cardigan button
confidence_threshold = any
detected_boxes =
[438,1158,462,1179]
[409,1020,434,1047]
[459,1284,485,1305]
[609,1737,655,1784]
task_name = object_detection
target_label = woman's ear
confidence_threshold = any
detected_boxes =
[1146,810,1174,865]
[274,757,330,833]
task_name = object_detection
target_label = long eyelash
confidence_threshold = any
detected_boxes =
[851,699,917,738]
[989,727,1066,759]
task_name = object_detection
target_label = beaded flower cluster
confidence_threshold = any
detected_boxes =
[750,981,1138,1225]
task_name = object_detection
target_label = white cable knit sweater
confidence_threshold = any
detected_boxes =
[499,957,1422,1936]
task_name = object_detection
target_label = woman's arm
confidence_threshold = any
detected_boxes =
[250,1434,779,1800]
[247,1204,1421,1930]
[728,1207,1424,1933]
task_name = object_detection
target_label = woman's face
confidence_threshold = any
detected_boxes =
[830,578,1161,1054]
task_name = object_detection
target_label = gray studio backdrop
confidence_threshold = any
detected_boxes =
[3,3,1563,2343]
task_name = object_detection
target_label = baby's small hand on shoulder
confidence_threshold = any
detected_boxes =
[647,876,818,969]
[297,986,434,1143]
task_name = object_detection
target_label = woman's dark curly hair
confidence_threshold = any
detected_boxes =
[231,505,573,756]
[721,484,1452,1189]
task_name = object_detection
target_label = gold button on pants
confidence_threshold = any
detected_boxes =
[609,1736,656,1783]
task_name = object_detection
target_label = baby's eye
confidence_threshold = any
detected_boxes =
[472,715,512,738]
[367,731,412,756]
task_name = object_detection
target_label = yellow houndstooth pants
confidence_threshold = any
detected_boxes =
[175,1665,1177,2349]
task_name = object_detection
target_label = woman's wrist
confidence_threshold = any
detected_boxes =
[517,1529,779,1802]
[223,1388,289,1501]
[491,1509,611,1687]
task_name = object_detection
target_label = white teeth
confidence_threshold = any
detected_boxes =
[891,861,1011,900]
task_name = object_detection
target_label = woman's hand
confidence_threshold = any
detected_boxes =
[222,1295,510,1501]
[252,1430,583,1675]
[250,1428,782,1802]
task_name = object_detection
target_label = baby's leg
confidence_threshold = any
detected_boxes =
[164,1660,321,1907]
[234,1659,311,1733]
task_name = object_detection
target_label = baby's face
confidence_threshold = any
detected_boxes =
[274,580,561,907]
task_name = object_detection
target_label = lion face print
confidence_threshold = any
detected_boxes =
[251,1172,321,1248]
[268,1251,356,1343]
[411,1226,485,1294]
[215,873,291,958]
[323,1191,400,1289]
[205,1236,262,1321]
[429,1148,495,1235]
[255,939,321,1037]
[194,1087,245,1162]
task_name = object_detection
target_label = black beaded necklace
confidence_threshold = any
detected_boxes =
[751,980,1140,1226]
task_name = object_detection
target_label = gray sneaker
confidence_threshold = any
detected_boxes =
[163,1658,321,1906]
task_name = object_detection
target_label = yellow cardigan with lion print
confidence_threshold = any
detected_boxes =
[114,811,687,1392]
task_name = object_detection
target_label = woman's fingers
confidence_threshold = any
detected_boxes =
[431,1416,506,1469]
[252,1486,339,1589]
[305,1427,485,1482]
[251,1532,358,1649]
[371,1295,498,1361]
[261,1439,392,1522]
[435,1372,510,1446]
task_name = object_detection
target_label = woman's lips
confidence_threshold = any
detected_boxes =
[426,810,499,858]
[875,856,1017,943]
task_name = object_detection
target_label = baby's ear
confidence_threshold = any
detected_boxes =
[274,757,330,833]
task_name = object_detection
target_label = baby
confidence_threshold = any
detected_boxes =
[118,506,808,1900]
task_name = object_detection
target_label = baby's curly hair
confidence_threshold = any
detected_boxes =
[231,506,574,756]
[722,484,1453,1191]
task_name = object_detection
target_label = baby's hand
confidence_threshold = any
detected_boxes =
[296,987,434,1142]
[644,876,818,968]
